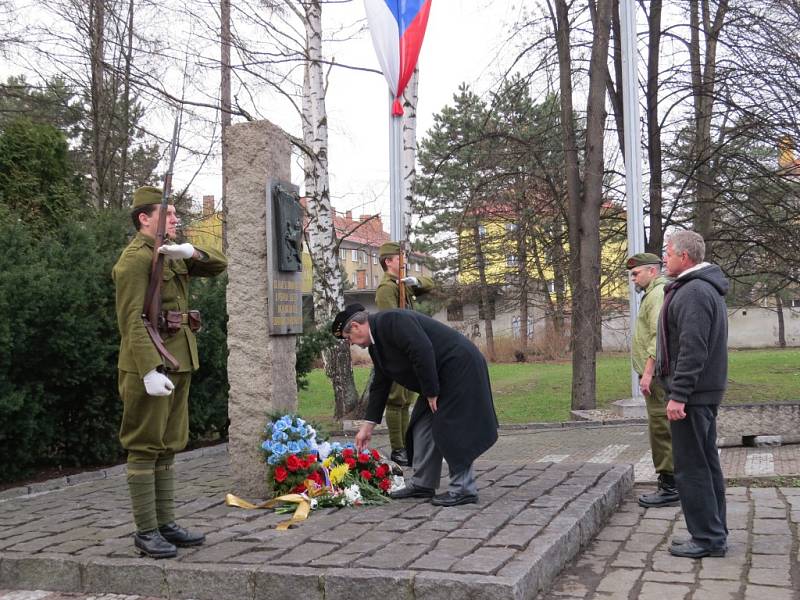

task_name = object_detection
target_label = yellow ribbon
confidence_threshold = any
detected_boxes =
[225,492,311,530]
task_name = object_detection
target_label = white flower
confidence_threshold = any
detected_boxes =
[316,441,332,460]
[389,475,406,494]
[344,484,362,505]
[309,498,318,510]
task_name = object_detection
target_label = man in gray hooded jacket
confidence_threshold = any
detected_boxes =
[658,230,728,559]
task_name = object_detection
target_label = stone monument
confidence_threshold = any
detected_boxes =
[225,120,300,497]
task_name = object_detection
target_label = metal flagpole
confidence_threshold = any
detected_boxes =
[621,0,646,400]
[388,92,404,241]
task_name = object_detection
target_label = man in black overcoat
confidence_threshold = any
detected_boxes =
[332,304,498,507]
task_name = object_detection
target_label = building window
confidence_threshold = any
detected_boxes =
[446,303,463,321]
[507,254,518,267]
[506,222,518,233]
[373,274,379,287]
[477,225,486,238]
[352,272,357,285]
[372,252,378,265]
[512,316,534,338]
[351,249,358,261]
[339,248,347,260]
[415,262,421,272]
[360,250,367,263]
[547,280,555,294]
[791,298,800,308]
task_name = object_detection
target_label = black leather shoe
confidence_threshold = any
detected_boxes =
[430,492,478,507]
[134,529,177,559]
[638,487,680,508]
[390,448,410,466]
[389,485,435,500]
[671,537,728,551]
[669,539,726,558]
[158,522,206,547]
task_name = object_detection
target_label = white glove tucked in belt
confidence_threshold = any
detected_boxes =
[143,369,175,396]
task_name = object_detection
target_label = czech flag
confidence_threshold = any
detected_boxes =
[364,0,433,116]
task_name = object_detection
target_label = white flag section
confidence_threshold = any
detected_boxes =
[364,0,401,98]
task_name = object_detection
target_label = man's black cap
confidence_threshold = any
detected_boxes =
[331,303,366,338]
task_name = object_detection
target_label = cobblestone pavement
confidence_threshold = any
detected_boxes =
[2,424,800,600]
[538,485,800,600]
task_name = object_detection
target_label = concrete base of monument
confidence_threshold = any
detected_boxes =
[0,448,633,600]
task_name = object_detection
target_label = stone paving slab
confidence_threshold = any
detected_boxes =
[0,451,632,600]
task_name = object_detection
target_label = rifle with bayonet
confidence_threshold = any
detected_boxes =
[398,240,407,309]
[141,115,181,371]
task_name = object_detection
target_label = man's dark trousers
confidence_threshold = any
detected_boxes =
[670,405,727,549]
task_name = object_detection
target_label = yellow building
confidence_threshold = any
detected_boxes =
[183,195,224,253]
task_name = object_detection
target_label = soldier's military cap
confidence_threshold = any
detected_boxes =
[132,186,163,209]
[378,241,401,259]
[625,252,662,269]
[332,303,366,338]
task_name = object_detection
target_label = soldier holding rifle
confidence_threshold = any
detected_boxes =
[113,182,226,558]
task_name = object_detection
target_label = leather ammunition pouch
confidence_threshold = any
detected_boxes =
[159,310,202,335]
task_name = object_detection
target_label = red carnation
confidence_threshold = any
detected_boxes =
[358,452,371,464]
[292,484,306,493]
[371,449,381,461]
[376,464,390,479]
[309,470,324,485]
[360,469,373,480]
[342,448,355,458]
[344,457,356,469]
[305,454,317,468]
[378,478,391,492]
[286,454,302,472]
[274,466,288,482]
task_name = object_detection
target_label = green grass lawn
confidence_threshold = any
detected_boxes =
[298,348,800,425]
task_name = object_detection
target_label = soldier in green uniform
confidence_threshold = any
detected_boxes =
[375,241,434,465]
[113,186,227,558]
[627,252,678,508]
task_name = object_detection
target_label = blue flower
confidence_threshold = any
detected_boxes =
[287,440,301,454]
[273,430,289,442]
[296,418,306,427]
[261,440,272,452]
[273,419,289,432]
[267,454,280,465]
[270,442,288,457]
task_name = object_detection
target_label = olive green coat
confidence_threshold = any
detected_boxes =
[112,232,228,375]
[375,272,434,311]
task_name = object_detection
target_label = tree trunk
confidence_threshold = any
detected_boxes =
[776,294,786,348]
[645,0,664,254]
[473,224,495,362]
[552,0,612,411]
[221,0,231,252]
[116,0,134,211]
[401,68,419,241]
[689,0,728,256]
[300,1,358,419]
[89,0,106,209]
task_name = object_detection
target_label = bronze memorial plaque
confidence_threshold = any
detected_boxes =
[266,180,303,335]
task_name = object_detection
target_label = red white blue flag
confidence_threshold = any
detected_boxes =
[364,0,433,116]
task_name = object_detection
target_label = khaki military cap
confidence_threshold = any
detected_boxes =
[378,241,401,259]
[132,186,164,209]
[626,252,662,269]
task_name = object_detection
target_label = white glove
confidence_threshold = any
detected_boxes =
[143,369,175,396]
[400,276,419,287]
[158,243,195,260]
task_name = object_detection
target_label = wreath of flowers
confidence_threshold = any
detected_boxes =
[261,414,403,508]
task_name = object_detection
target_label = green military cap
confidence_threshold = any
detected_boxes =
[331,303,365,338]
[132,185,163,209]
[626,252,662,269]
[378,241,401,259]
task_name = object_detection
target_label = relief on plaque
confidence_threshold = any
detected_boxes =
[273,183,303,272]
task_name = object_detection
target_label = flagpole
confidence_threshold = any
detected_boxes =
[388,93,404,241]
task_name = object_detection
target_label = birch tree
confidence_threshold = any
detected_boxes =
[294,0,358,418]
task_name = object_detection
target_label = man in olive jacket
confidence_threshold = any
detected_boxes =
[333,304,498,507]
[113,186,227,558]
[626,253,677,508]
[374,241,434,465]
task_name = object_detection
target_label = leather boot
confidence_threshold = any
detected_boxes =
[159,522,206,547]
[390,448,409,466]
[638,473,680,508]
[134,529,177,559]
